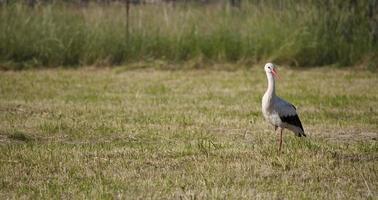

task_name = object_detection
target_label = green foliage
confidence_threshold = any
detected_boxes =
[0,1,377,69]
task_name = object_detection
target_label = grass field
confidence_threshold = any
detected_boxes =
[0,65,377,199]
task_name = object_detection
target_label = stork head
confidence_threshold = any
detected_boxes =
[264,63,278,78]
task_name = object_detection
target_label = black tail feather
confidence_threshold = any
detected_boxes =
[280,114,305,137]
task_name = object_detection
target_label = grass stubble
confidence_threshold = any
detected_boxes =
[0,65,377,199]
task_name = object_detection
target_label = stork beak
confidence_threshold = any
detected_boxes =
[272,68,278,78]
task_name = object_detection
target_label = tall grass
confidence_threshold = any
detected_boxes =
[0,1,377,69]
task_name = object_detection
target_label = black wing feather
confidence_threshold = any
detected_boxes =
[279,114,304,133]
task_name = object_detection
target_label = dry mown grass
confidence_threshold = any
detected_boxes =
[0,65,377,199]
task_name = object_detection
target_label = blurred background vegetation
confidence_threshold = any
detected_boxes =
[0,0,377,69]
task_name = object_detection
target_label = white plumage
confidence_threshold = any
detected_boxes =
[261,63,305,151]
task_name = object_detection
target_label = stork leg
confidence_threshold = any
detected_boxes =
[279,128,283,152]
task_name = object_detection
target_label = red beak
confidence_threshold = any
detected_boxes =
[272,68,278,78]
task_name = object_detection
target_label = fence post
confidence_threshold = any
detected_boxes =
[125,0,130,41]
[80,0,89,8]
[230,0,241,8]
[26,0,37,7]
[0,0,8,6]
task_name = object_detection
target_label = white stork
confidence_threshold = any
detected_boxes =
[261,63,306,151]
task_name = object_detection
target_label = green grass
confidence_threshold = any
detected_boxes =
[0,1,377,69]
[0,65,377,199]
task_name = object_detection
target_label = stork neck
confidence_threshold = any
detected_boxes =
[266,72,275,97]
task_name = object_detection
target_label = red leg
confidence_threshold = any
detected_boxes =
[279,128,283,152]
